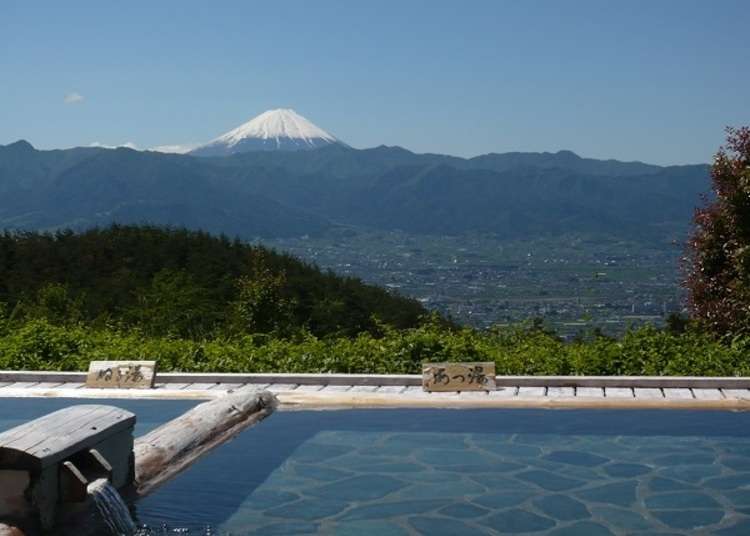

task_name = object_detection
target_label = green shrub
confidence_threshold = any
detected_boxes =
[0,317,746,376]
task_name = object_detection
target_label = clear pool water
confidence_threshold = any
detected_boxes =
[4,401,750,535]
[137,408,750,535]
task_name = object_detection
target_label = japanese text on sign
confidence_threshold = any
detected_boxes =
[422,362,496,392]
[86,360,157,389]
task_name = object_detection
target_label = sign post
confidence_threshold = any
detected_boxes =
[85,360,157,389]
[422,362,496,392]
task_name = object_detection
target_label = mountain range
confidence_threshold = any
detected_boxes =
[0,109,711,242]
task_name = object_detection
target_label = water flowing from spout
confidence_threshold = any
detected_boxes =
[87,478,137,536]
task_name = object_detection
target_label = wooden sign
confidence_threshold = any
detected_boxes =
[86,361,157,389]
[422,362,496,392]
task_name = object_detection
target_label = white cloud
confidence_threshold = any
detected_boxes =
[64,92,84,104]
[89,141,139,150]
[150,143,200,154]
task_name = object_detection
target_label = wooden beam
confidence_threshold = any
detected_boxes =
[0,406,135,471]
[0,524,25,536]
[133,388,276,495]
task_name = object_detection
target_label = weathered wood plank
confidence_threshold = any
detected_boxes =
[243,383,270,391]
[427,391,461,398]
[400,385,426,395]
[294,384,324,392]
[17,409,126,461]
[488,386,518,398]
[210,382,245,390]
[0,405,135,469]
[3,406,118,450]
[345,385,378,393]
[634,388,664,399]
[722,389,750,399]
[605,387,634,398]
[265,383,299,392]
[181,383,218,391]
[0,406,103,445]
[663,388,694,400]
[692,388,724,400]
[517,387,546,397]
[547,387,575,398]
[458,390,490,399]
[576,387,604,398]
[376,385,406,394]
[318,385,353,393]
[155,382,190,390]
[30,382,63,389]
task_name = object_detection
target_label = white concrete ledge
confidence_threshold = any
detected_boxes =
[4,372,750,410]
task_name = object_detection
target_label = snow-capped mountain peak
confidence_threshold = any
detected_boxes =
[217,108,337,146]
[190,109,343,156]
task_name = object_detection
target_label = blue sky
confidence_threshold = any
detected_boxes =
[1,0,748,164]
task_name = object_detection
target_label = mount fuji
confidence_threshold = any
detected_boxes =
[189,109,344,156]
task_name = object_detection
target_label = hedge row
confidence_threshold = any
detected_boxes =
[1,319,748,377]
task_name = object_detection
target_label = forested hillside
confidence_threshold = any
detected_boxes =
[0,225,748,378]
[0,225,427,338]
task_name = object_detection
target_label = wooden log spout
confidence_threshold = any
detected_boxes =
[0,524,26,536]
[133,388,276,495]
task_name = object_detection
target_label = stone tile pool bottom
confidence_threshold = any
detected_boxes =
[133,408,750,535]
[3,401,750,535]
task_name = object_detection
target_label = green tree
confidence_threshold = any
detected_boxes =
[0,301,8,336]
[132,269,217,338]
[21,283,86,325]
[685,127,750,337]
[0,225,429,338]
[229,258,295,335]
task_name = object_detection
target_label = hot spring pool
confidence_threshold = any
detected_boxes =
[3,400,750,535]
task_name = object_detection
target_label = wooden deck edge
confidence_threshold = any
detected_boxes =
[276,392,750,411]
[2,385,750,410]
[3,371,750,389]
[503,376,750,389]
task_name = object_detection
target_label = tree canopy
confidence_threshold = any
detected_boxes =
[686,126,750,337]
[0,225,429,338]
